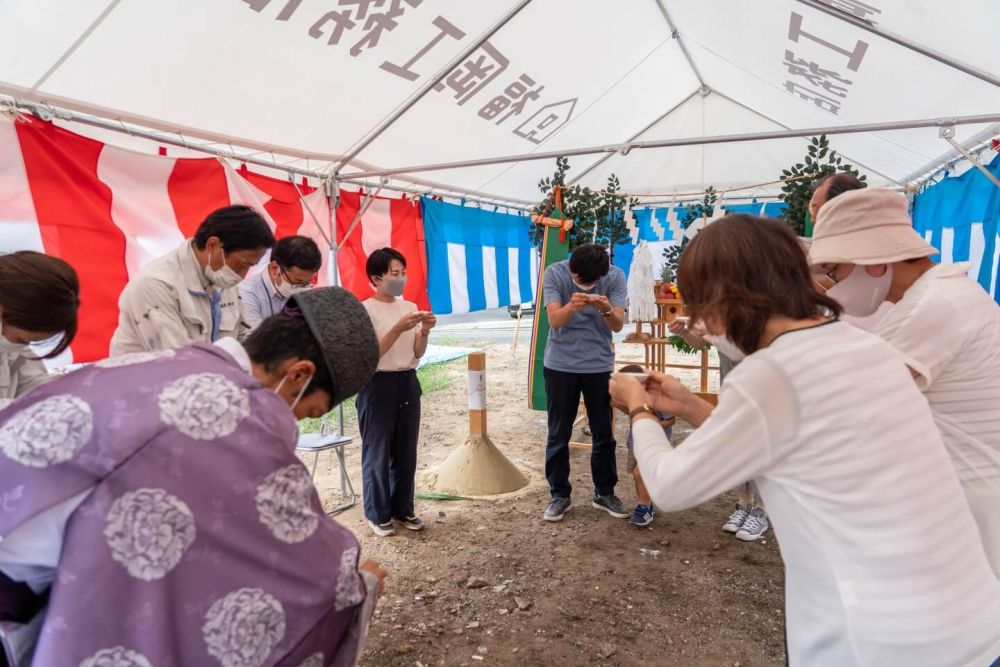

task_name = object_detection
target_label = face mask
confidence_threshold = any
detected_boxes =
[275,280,309,300]
[204,248,243,290]
[0,334,27,356]
[827,264,893,317]
[572,280,597,292]
[382,277,407,298]
[705,333,746,363]
[274,372,313,412]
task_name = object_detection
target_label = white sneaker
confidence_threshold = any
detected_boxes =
[722,505,750,533]
[735,508,769,542]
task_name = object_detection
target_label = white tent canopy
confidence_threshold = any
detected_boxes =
[2,0,998,206]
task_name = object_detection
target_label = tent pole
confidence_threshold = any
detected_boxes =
[329,0,534,176]
[652,0,706,88]
[943,132,1000,190]
[2,96,532,209]
[567,88,702,187]
[346,113,1000,179]
[792,0,1000,88]
[711,91,903,186]
[900,124,1000,186]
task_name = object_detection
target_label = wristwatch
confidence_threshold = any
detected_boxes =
[601,309,613,318]
[629,404,657,421]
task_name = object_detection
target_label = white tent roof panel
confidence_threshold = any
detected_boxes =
[1,0,997,203]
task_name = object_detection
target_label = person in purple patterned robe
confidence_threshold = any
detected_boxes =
[0,287,381,667]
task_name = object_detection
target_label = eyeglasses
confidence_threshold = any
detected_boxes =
[280,268,313,289]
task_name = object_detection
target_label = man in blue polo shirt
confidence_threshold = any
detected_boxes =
[542,243,628,522]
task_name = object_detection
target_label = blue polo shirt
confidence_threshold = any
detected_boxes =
[542,260,628,374]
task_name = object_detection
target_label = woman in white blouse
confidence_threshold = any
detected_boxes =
[610,215,1000,667]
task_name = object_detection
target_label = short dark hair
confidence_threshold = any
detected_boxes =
[568,244,610,284]
[678,215,842,355]
[619,364,644,374]
[816,172,866,203]
[365,247,407,282]
[243,312,333,398]
[273,236,322,272]
[193,205,276,252]
[0,251,80,358]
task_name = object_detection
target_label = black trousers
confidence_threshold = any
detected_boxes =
[544,367,618,499]
[357,370,422,524]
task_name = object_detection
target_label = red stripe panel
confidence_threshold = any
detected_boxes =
[390,197,430,311]
[15,118,126,362]
[335,190,371,300]
[240,168,316,240]
[167,158,231,238]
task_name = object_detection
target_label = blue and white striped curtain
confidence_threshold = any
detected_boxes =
[913,153,1000,302]
[421,197,538,314]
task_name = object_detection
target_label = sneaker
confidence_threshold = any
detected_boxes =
[592,494,630,519]
[368,520,395,537]
[630,503,654,527]
[544,497,572,522]
[735,508,769,542]
[393,516,425,531]
[722,505,750,533]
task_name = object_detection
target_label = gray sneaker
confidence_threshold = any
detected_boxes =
[736,507,769,542]
[544,497,572,522]
[592,494,629,519]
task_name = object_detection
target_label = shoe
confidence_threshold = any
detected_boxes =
[630,503,654,527]
[592,494,629,519]
[368,520,395,537]
[393,515,425,531]
[735,508,769,542]
[722,505,750,533]
[544,497,572,522]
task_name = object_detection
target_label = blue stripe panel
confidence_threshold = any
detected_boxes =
[420,197,534,313]
[912,153,1000,296]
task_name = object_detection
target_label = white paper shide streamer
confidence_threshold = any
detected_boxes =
[627,242,658,322]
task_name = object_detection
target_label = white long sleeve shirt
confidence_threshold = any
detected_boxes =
[633,321,1000,667]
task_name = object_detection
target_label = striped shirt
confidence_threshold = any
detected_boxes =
[877,262,1000,575]
[633,321,1000,666]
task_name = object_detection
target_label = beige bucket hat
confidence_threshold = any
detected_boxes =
[808,188,937,270]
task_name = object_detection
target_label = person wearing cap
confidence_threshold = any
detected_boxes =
[806,172,894,332]
[239,235,322,331]
[357,248,436,538]
[613,214,1000,667]
[810,187,1000,576]
[0,287,386,665]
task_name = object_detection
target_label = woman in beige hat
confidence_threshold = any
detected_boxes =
[810,187,1000,577]
[612,214,1000,666]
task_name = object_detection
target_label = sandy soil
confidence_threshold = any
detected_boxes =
[308,342,787,666]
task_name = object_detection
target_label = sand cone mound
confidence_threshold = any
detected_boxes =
[426,434,528,497]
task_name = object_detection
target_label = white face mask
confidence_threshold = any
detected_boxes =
[274,279,309,300]
[705,333,746,363]
[273,372,313,412]
[827,264,893,317]
[0,334,27,356]
[204,248,243,290]
[572,280,597,292]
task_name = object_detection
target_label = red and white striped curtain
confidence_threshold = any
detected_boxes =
[0,116,333,363]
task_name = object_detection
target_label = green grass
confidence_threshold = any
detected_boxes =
[298,360,460,434]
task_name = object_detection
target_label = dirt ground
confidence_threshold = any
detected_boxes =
[308,341,787,667]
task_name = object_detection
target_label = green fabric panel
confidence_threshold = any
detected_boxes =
[528,210,570,411]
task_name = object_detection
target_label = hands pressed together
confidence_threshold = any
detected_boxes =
[609,372,695,420]
[395,311,437,336]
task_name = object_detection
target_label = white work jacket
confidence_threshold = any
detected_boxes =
[109,240,249,356]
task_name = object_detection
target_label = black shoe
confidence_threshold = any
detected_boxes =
[544,497,572,522]
[592,494,629,519]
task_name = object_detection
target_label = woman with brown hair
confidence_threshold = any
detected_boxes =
[609,215,1000,666]
[0,251,80,406]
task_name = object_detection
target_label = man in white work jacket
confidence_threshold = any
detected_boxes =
[109,205,275,356]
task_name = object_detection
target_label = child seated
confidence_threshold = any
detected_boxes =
[617,365,674,526]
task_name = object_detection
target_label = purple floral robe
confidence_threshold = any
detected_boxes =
[0,343,370,666]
